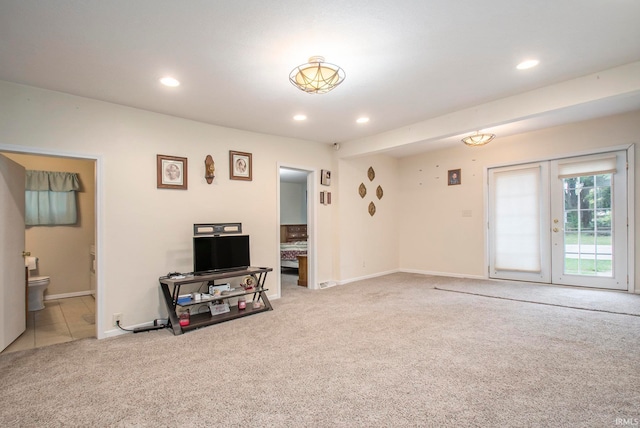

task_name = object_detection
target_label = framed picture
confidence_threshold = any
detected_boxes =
[157,154,188,190]
[230,151,252,181]
[321,169,331,186]
[320,191,332,205]
[448,168,461,186]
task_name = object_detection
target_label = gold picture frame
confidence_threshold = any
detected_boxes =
[157,154,188,190]
[230,151,252,181]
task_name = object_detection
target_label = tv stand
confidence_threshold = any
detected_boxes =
[159,266,273,335]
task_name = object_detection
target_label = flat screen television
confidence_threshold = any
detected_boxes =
[193,235,250,274]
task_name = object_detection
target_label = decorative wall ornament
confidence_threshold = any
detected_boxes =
[367,166,375,181]
[376,185,383,200]
[358,183,367,198]
[157,154,188,190]
[368,201,376,216]
[205,155,215,184]
[321,169,331,186]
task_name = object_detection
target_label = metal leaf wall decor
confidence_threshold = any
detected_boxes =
[368,202,376,216]
[367,167,375,181]
[376,185,383,200]
[359,183,367,198]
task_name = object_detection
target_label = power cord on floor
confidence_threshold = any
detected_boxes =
[116,320,135,332]
[117,319,169,333]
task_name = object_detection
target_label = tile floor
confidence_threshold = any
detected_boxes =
[1,295,95,355]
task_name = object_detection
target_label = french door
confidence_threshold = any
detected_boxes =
[489,150,628,290]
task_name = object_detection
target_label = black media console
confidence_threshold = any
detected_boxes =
[159,266,273,335]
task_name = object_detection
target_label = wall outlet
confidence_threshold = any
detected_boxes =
[112,313,122,327]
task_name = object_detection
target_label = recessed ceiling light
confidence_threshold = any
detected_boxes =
[160,76,180,87]
[293,114,307,121]
[356,117,370,124]
[516,60,539,70]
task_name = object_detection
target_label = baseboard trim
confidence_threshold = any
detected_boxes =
[399,268,486,280]
[45,290,94,301]
[336,269,401,286]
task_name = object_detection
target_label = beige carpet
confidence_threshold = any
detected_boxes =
[1,272,639,427]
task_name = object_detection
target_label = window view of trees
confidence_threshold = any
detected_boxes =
[563,174,612,276]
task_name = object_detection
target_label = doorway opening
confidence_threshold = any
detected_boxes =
[279,166,312,295]
[0,149,99,354]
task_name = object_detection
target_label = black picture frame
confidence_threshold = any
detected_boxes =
[448,169,461,186]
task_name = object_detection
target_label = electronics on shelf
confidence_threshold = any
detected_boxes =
[193,234,250,274]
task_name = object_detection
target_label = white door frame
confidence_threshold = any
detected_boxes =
[0,143,105,338]
[277,163,317,295]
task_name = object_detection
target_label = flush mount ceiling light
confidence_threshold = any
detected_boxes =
[462,131,495,147]
[289,56,345,94]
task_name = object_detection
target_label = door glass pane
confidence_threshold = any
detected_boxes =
[563,174,613,277]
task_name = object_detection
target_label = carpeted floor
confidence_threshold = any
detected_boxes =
[1,273,639,427]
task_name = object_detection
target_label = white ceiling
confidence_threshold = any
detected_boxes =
[1,0,640,157]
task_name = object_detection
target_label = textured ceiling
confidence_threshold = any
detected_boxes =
[1,0,639,156]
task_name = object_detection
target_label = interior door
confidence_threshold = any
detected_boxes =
[550,151,628,289]
[0,154,26,351]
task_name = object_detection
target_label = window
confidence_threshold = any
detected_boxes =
[25,170,80,226]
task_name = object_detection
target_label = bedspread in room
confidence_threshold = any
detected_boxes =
[280,240,307,261]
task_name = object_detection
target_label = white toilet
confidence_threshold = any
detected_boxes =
[26,256,50,311]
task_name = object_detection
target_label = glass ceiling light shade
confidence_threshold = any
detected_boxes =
[462,132,495,147]
[289,56,345,94]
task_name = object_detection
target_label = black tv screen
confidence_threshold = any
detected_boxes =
[193,235,250,274]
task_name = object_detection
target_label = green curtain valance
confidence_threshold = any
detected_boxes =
[26,170,80,192]
[25,170,80,226]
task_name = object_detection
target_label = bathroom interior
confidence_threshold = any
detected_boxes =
[1,152,96,354]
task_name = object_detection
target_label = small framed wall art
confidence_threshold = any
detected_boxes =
[230,151,252,181]
[157,154,188,190]
[448,168,461,186]
[320,191,332,205]
[321,169,331,186]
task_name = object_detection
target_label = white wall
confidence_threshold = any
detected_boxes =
[397,110,640,291]
[336,154,400,281]
[0,80,336,337]
[280,181,306,225]
[3,78,638,339]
